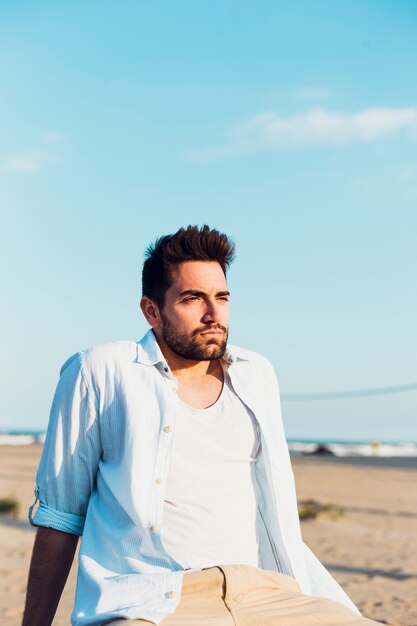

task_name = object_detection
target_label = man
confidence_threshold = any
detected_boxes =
[23,225,380,626]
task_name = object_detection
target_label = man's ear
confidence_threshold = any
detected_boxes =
[140,296,161,329]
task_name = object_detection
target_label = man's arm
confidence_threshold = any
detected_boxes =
[22,526,79,626]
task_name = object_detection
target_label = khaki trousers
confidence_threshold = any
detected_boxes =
[109,564,381,626]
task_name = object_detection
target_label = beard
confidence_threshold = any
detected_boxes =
[160,312,228,361]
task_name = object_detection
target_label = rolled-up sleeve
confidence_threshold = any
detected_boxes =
[29,351,102,535]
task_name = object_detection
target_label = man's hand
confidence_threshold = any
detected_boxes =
[22,526,79,626]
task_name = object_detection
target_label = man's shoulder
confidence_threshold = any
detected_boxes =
[84,340,138,367]
[227,345,280,393]
[227,344,274,369]
[60,341,139,376]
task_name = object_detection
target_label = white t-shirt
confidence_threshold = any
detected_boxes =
[161,371,260,570]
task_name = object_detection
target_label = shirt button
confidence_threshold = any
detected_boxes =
[155,478,163,485]
[166,591,175,599]
[150,525,158,534]
[164,366,169,372]
[163,425,172,433]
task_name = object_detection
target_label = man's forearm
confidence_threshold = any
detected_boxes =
[22,526,79,626]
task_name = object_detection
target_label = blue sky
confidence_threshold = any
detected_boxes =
[1,0,416,440]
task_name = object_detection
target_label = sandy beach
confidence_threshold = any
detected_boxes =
[0,445,416,626]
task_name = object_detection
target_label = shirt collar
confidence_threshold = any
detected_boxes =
[136,329,168,366]
[136,329,249,368]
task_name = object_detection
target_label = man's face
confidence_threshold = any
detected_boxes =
[159,260,229,361]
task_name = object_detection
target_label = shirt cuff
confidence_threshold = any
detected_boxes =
[30,501,85,536]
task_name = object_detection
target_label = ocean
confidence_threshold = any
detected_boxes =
[287,438,417,458]
[1,430,416,458]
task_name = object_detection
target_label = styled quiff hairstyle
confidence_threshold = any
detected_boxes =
[142,225,235,309]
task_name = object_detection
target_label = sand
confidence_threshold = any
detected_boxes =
[0,445,416,626]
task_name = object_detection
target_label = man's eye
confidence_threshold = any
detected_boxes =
[184,296,198,302]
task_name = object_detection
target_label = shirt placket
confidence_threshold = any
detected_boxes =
[147,365,181,562]
[227,366,293,577]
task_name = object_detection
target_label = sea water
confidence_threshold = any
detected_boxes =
[1,430,416,457]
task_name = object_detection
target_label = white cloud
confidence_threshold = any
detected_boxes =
[43,131,64,143]
[2,155,44,173]
[1,148,58,175]
[1,130,64,175]
[187,106,417,161]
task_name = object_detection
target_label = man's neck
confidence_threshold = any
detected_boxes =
[172,359,222,383]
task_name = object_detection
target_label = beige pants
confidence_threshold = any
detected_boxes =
[109,564,381,626]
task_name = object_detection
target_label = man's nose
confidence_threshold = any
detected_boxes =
[202,300,222,323]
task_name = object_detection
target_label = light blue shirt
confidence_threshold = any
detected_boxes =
[30,330,358,625]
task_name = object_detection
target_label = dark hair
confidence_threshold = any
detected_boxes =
[142,225,235,309]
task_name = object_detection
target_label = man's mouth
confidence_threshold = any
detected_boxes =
[193,324,227,338]
[199,328,226,337]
